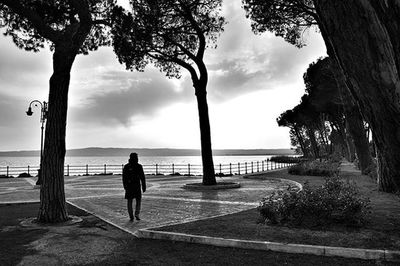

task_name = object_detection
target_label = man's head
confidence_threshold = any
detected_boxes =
[129,152,138,163]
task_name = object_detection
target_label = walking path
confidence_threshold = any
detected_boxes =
[0,172,298,235]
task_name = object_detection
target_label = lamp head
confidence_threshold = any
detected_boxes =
[26,107,33,116]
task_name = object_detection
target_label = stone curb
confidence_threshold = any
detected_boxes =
[0,200,40,205]
[20,215,83,228]
[137,229,400,262]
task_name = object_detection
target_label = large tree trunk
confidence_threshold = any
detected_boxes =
[194,84,216,185]
[314,0,400,192]
[37,45,78,223]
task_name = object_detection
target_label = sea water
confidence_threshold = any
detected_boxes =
[0,155,277,167]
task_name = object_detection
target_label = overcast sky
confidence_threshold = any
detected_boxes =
[0,0,326,152]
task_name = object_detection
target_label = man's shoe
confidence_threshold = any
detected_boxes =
[135,215,141,221]
[129,216,134,222]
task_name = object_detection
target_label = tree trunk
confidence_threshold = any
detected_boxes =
[317,122,329,156]
[330,58,373,173]
[345,107,372,173]
[345,127,356,162]
[194,85,216,185]
[294,126,308,157]
[37,46,77,223]
[306,127,319,158]
[334,118,353,161]
[314,0,400,192]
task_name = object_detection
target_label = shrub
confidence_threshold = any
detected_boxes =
[215,172,232,177]
[18,172,32,178]
[364,159,378,181]
[288,160,339,177]
[269,156,306,164]
[258,176,370,227]
[354,157,378,181]
[169,172,181,176]
[328,152,343,163]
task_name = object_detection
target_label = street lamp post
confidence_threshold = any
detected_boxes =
[26,100,48,185]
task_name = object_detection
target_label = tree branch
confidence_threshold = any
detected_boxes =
[162,34,197,62]
[179,2,206,61]
[171,57,198,80]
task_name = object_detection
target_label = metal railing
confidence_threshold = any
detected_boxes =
[0,159,296,178]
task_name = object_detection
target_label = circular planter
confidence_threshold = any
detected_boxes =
[183,181,240,190]
[20,215,83,228]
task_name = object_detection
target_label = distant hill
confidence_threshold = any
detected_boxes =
[0,147,295,157]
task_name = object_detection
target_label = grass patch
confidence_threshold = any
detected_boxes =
[270,156,305,164]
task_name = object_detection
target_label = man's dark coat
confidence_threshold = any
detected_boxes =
[122,162,146,199]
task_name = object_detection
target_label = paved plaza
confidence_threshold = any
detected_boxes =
[0,172,299,235]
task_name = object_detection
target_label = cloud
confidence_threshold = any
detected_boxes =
[68,68,192,126]
[207,60,265,100]
[201,0,326,102]
[0,93,27,127]
[0,35,52,96]
[0,92,47,151]
[205,37,325,102]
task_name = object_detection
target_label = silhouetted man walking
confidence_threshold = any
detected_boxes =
[123,153,146,221]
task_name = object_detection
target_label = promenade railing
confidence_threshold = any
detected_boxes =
[0,159,296,178]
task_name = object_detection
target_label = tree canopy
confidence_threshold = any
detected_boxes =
[242,0,317,47]
[0,0,115,54]
[111,0,225,81]
[303,58,343,117]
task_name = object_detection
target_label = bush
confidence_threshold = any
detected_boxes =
[353,157,378,181]
[257,176,370,227]
[269,156,305,164]
[215,172,232,177]
[18,172,32,178]
[288,160,339,177]
[328,152,343,163]
[169,172,181,176]
[364,159,378,181]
